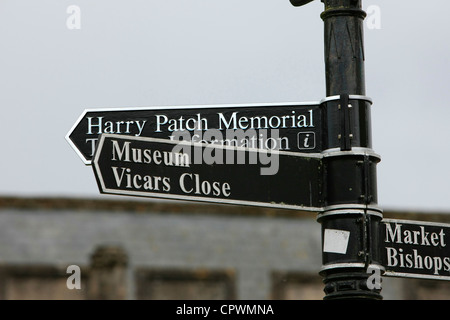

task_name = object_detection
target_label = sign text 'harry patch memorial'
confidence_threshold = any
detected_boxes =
[66,102,322,164]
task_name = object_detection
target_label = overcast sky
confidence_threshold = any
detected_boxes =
[1,0,449,213]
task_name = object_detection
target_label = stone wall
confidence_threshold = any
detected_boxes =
[0,197,448,299]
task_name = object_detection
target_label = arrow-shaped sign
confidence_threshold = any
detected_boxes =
[92,133,324,211]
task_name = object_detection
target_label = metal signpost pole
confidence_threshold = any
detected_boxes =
[290,0,384,299]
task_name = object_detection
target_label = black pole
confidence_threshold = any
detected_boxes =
[290,0,384,299]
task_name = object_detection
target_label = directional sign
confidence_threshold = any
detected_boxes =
[66,102,322,164]
[381,219,450,281]
[92,134,324,211]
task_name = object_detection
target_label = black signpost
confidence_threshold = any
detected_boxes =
[290,0,384,299]
[290,0,450,300]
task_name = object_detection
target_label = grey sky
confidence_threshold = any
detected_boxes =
[0,1,449,212]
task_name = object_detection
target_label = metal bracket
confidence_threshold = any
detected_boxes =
[338,93,353,151]
[356,154,373,205]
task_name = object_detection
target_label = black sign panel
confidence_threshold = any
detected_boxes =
[381,219,450,281]
[67,102,322,164]
[92,134,324,211]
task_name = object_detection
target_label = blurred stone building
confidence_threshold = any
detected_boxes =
[0,196,449,300]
